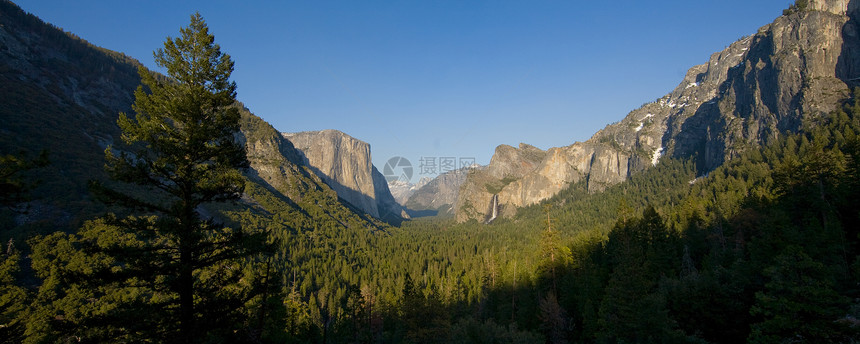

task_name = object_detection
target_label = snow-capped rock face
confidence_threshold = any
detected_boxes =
[456,1,860,222]
[388,177,431,205]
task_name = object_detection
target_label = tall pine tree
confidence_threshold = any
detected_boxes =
[87,13,267,342]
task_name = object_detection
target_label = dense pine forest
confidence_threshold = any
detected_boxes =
[4,1,860,343]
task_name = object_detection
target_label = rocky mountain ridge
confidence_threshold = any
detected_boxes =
[456,0,860,222]
[404,167,473,215]
[0,1,389,235]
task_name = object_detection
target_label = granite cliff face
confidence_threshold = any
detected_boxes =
[282,130,405,221]
[456,0,860,222]
[811,0,859,14]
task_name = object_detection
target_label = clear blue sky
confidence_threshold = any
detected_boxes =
[18,0,790,182]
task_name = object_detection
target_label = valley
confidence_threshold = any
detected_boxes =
[2,0,860,343]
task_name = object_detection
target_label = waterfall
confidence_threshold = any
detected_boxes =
[491,194,498,219]
[485,194,499,224]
